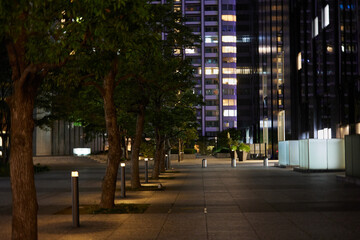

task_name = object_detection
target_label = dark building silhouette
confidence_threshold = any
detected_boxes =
[236,0,260,144]
[289,0,360,139]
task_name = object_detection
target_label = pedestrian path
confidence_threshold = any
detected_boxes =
[0,156,360,239]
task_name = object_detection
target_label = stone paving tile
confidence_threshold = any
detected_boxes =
[3,156,360,240]
[244,212,312,240]
[207,231,260,240]
[282,212,359,240]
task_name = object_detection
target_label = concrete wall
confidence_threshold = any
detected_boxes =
[345,135,360,178]
[33,120,104,156]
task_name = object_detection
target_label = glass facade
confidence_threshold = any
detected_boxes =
[289,0,360,139]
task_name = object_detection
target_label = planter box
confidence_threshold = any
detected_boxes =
[345,135,360,178]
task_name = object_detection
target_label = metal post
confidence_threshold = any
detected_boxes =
[231,151,236,167]
[71,171,79,227]
[121,163,126,198]
[231,158,236,167]
[144,158,149,183]
[264,143,268,166]
[165,154,168,170]
[202,158,207,168]
[264,157,268,167]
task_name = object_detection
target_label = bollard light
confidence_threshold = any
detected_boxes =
[144,158,149,183]
[71,171,79,227]
[165,154,168,170]
[120,163,126,198]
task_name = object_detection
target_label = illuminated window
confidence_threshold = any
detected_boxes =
[223,99,236,106]
[185,48,195,54]
[223,110,237,117]
[222,68,236,74]
[205,36,218,43]
[237,67,251,74]
[312,17,318,37]
[222,46,236,53]
[327,45,333,53]
[238,35,251,43]
[222,35,236,43]
[297,52,302,70]
[205,67,219,75]
[223,78,237,85]
[223,57,236,63]
[222,15,236,22]
[322,5,330,28]
[185,47,200,54]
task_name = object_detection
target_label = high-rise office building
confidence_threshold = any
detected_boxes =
[171,0,238,137]
[289,0,360,139]
[258,0,290,158]
[236,0,260,144]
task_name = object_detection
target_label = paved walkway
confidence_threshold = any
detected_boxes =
[1,156,360,239]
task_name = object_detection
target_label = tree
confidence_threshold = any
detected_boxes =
[58,0,159,206]
[0,1,77,238]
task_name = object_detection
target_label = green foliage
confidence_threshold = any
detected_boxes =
[239,143,251,152]
[140,140,155,158]
[184,148,196,154]
[217,128,243,149]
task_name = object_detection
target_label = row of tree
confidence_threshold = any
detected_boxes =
[0,1,201,239]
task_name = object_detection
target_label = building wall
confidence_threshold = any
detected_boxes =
[236,0,260,144]
[33,120,104,156]
[172,0,238,137]
[258,0,290,158]
[290,0,360,140]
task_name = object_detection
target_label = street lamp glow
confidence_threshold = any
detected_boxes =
[121,163,125,167]
[145,158,148,162]
[71,171,79,177]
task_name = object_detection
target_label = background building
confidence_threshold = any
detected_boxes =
[289,0,360,139]
[174,0,238,137]
[236,0,260,144]
[258,0,290,158]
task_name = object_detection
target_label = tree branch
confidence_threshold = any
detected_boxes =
[115,73,134,86]
[83,81,105,96]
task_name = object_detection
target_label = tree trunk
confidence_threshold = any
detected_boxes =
[152,128,162,179]
[9,78,40,240]
[131,104,145,189]
[159,139,166,172]
[125,137,130,159]
[100,67,122,209]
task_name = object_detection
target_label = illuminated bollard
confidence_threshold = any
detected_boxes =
[202,159,207,168]
[144,158,149,183]
[165,154,168,170]
[71,171,79,227]
[231,158,236,167]
[121,163,126,198]
[264,157,268,167]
